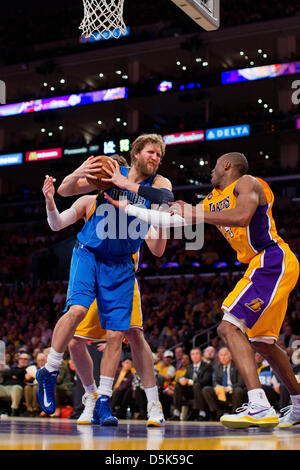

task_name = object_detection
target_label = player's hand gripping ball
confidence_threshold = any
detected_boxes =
[86,155,117,190]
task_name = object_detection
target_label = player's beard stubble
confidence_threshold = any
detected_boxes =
[135,158,159,178]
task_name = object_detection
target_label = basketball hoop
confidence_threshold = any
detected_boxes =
[80,0,127,40]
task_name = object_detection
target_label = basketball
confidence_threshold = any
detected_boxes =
[86,155,116,190]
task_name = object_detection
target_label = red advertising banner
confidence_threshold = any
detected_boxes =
[163,130,205,145]
[25,148,62,162]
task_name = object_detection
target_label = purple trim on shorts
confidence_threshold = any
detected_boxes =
[227,245,284,329]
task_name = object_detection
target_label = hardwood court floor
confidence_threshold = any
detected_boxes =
[0,417,299,451]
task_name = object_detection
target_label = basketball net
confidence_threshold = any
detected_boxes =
[80,0,127,39]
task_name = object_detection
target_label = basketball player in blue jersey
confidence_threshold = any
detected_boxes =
[37,134,174,426]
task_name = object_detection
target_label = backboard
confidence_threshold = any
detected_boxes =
[171,0,220,31]
[0,80,5,104]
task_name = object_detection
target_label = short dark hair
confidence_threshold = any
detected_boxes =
[227,152,248,175]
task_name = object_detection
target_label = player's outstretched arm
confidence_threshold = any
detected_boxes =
[171,175,260,227]
[57,156,103,197]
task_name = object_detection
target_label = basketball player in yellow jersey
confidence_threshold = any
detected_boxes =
[169,152,300,429]
[68,251,142,425]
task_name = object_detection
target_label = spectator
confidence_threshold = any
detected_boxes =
[24,352,46,416]
[169,348,212,421]
[155,350,176,388]
[255,352,280,410]
[173,346,185,370]
[203,346,217,365]
[49,359,73,418]
[202,347,246,421]
[161,353,190,419]
[110,357,134,419]
[0,352,30,416]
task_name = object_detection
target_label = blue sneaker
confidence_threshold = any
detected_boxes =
[36,367,58,415]
[91,395,118,426]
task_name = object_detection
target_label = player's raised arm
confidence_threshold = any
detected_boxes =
[57,156,104,197]
[43,176,90,231]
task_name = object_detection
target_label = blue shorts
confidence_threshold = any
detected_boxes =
[64,242,136,331]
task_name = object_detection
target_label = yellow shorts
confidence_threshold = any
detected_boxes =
[222,242,299,343]
[74,279,143,341]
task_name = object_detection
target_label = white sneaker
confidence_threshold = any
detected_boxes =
[77,392,98,425]
[146,400,165,427]
[220,403,279,429]
[278,405,300,428]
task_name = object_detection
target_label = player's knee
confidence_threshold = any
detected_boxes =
[106,330,124,346]
[126,328,144,344]
[217,320,237,340]
[67,305,87,325]
[68,337,85,354]
[251,341,273,357]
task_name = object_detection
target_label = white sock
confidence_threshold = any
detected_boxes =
[248,388,270,408]
[144,385,159,403]
[98,375,114,398]
[45,347,64,372]
[84,382,97,395]
[291,394,300,408]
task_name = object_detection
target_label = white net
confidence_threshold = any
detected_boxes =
[80,0,126,40]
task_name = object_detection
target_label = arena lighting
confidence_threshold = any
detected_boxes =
[221,60,300,84]
[157,81,173,92]
[0,87,128,118]
[0,152,23,166]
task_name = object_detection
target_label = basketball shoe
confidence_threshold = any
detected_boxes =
[220,402,279,429]
[91,395,118,426]
[36,367,58,415]
[77,392,98,425]
[278,405,300,428]
[146,400,165,427]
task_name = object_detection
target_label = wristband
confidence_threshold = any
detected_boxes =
[137,186,174,205]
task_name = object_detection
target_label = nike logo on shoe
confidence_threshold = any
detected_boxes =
[248,408,270,416]
[44,389,52,408]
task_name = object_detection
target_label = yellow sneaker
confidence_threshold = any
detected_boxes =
[220,403,279,429]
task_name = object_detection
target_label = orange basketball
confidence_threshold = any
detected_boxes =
[86,155,116,190]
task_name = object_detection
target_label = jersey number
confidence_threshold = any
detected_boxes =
[219,226,234,238]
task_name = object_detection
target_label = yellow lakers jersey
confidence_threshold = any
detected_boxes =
[202,177,284,264]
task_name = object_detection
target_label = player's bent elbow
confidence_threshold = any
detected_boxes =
[57,186,69,197]
[238,211,252,227]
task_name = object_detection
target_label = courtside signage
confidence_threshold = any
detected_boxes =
[205,124,250,141]
[25,148,62,162]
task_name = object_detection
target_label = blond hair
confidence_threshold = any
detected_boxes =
[130,134,166,164]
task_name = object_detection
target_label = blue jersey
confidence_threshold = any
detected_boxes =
[77,166,156,258]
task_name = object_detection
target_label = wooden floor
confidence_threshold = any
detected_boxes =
[0,416,299,451]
